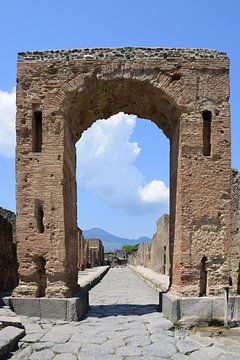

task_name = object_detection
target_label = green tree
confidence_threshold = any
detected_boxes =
[122,244,139,255]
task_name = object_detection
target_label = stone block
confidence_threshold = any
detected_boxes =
[230,296,240,322]
[211,297,224,321]
[162,293,179,323]
[67,291,89,321]
[162,294,240,326]
[11,298,40,317]
[40,298,67,320]
[0,316,22,328]
[178,297,212,322]
[0,326,25,353]
[4,293,89,321]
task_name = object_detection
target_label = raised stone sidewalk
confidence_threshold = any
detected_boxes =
[129,265,169,292]
[78,266,110,290]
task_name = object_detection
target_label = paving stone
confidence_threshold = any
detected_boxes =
[0,308,16,317]
[53,325,79,335]
[172,353,190,360]
[143,342,177,358]
[53,354,77,360]
[24,323,44,333]
[77,353,121,360]
[185,334,214,347]
[21,332,44,343]
[0,316,22,327]
[150,333,176,344]
[176,338,203,354]
[33,342,54,350]
[29,348,54,360]
[116,345,142,356]
[0,326,25,352]
[80,342,116,355]
[146,318,173,333]
[52,342,79,353]
[11,345,33,360]
[40,330,71,343]
[188,347,224,359]
[126,334,151,346]
[70,333,107,344]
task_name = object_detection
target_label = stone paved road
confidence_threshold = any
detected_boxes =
[11,267,240,359]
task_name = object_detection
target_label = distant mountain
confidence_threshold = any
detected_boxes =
[83,227,151,252]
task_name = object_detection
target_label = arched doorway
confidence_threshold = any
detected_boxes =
[14,47,231,300]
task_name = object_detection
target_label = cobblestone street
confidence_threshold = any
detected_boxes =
[12,267,240,359]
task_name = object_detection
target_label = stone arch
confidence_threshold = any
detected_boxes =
[14,47,231,299]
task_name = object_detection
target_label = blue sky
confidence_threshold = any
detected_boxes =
[0,0,239,238]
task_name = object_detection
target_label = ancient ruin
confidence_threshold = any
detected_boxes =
[150,214,170,275]
[230,169,240,293]
[129,214,170,276]
[13,47,231,310]
[77,228,88,271]
[87,239,104,267]
[0,208,18,291]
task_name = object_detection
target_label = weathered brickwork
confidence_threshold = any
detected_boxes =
[77,228,88,271]
[230,169,240,293]
[150,214,170,275]
[0,209,18,291]
[87,239,104,267]
[14,47,231,298]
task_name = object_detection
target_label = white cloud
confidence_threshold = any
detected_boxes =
[0,88,16,158]
[139,180,169,204]
[77,112,169,215]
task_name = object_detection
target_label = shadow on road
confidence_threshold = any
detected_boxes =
[85,304,159,318]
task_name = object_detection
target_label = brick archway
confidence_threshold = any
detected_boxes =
[14,47,231,299]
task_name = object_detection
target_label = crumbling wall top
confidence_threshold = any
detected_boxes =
[18,47,228,63]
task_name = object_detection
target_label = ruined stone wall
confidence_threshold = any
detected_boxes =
[77,228,88,271]
[0,213,18,291]
[130,243,151,268]
[87,238,104,267]
[230,169,240,293]
[150,214,170,275]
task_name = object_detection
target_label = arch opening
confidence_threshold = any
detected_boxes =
[62,77,180,294]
